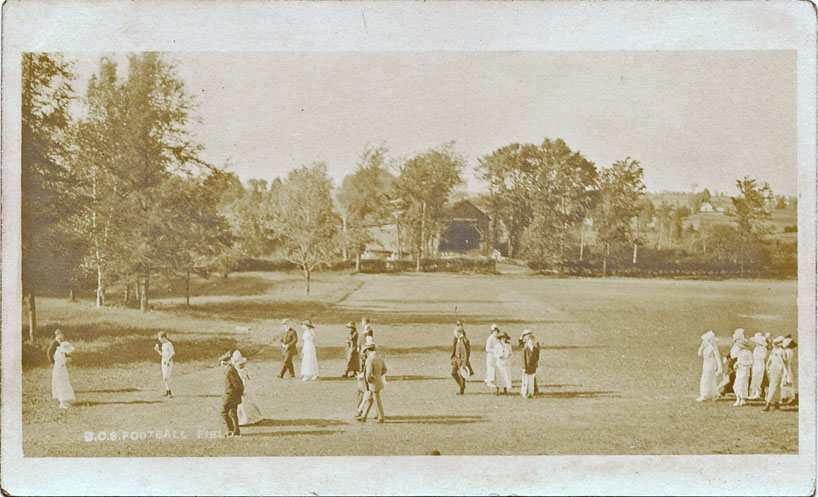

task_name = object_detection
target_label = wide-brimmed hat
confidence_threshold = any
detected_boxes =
[732,328,745,340]
[751,332,767,346]
[301,319,315,329]
[701,330,715,341]
[500,332,511,340]
[231,350,247,366]
[490,323,500,332]
[772,336,785,345]
[520,329,533,340]
[57,341,75,354]
[782,337,793,348]
[218,351,233,363]
[346,322,356,329]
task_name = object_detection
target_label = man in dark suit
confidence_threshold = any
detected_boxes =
[451,328,469,395]
[521,329,540,399]
[278,320,298,379]
[47,329,64,365]
[219,351,244,436]
[450,321,474,376]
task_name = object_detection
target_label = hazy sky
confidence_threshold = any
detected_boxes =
[69,51,797,195]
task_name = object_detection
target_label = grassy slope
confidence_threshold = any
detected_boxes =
[22,271,798,456]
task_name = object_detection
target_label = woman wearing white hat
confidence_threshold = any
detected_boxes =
[52,341,76,409]
[696,331,722,401]
[732,339,754,406]
[300,320,319,381]
[232,350,262,425]
[748,332,769,400]
[485,324,500,390]
[763,336,789,411]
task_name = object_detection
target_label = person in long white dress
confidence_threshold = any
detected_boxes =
[484,324,500,389]
[781,336,797,404]
[763,336,789,411]
[696,330,722,401]
[732,339,754,406]
[300,320,319,381]
[748,333,769,400]
[231,350,263,425]
[493,333,513,395]
[52,341,76,409]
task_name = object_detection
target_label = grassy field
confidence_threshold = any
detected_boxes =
[21,271,798,456]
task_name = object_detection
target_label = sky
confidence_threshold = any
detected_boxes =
[68,50,797,196]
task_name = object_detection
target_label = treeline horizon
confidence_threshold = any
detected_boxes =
[22,53,797,342]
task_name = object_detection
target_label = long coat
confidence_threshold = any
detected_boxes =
[346,329,360,372]
[280,327,298,360]
[523,342,540,374]
[223,364,244,407]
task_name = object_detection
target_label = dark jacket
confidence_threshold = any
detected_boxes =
[280,327,298,359]
[47,339,60,364]
[223,364,244,406]
[452,338,468,368]
[523,342,540,374]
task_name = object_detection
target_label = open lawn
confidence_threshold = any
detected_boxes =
[22,271,798,456]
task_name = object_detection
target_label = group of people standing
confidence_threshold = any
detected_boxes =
[451,321,541,398]
[697,328,797,411]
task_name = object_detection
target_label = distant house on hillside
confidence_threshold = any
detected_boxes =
[439,200,491,254]
[699,201,714,213]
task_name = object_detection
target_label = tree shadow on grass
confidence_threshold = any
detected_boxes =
[533,390,620,399]
[80,400,162,406]
[76,387,141,394]
[242,430,343,438]
[251,418,348,428]
[385,415,485,425]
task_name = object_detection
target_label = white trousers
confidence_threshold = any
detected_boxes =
[521,372,535,398]
[161,360,173,388]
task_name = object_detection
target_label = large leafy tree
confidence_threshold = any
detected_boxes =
[337,145,396,271]
[730,176,772,275]
[275,163,339,294]
[592,158,646,276]
[395,143,465,271]
[21,53,80,340]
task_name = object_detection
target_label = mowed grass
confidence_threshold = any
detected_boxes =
[21,271,798,456]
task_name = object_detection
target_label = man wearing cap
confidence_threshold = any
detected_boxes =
[278,320,298,379]
[451,328,469,395]
[343,322,360,378]
[356,340,387,423]
[219,351,244,436]
[520,329,540,399]
[485,324,501,390]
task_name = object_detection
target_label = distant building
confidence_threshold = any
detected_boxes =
[439,200,491,254]
[699,201,714,213]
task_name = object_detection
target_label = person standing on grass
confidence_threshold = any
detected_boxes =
[781,336,797,404]
[732,339,754,407]
[748,332,769,400]
[696,330,722,401]
[154,331,175,397]
[300,320,319,381]
[232,350,262,426]
[485,324,501,390]
[47,329,64,365]
[355,341,372,410]
[219,351,244,436]
[52,341,76,409]
[356,340,387,423]
[451,321,475,377]
[494,333,513,395]
[451,328,469,395]
[763,336,789,411]
[520,329,540,399]
[278,319,298,379]
[343,322,360,378]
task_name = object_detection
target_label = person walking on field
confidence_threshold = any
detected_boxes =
[451,321,474,376]
[154,331,175,397]
[52,341,76,409]
[451,328,469,395]
[355,340,372,410]
[300,320,319,381]
[356,340,387,423]
[696,330,722,401]
[342,322,360,378]
[219,351,244,436]
[732,339,754,407]
[485,324,501,390]
[520,329,540,399]
[748,332,769,400]
[278,320,298,379]
[763,336,790,411]
[232,350,262,426]
[493,333,513,395]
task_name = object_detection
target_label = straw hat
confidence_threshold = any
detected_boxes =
[782,337,793,348]
[732,328,745,340]
[231,350,247,366]
[772,336,785,346]
[751,332,767,346]
[520,329,533,340]
[490,323,500,332]
[301,319,315,329]
[57,341,75,354]
[218,351,233,363]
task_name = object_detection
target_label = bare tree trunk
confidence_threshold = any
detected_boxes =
[602,243,610,277]
[304,267,311,295]
[342,216,348,261]
[140,274,150,312]
[420,201,427,259]
[633,243,638,264]
[123,284,129,305]
[96,267,105,307]
[27,293,36,342]
[185,268,191,307]
[134,279,141,304]
[69,287,75,302]
[355,251,361,273]
[579,230,585,262]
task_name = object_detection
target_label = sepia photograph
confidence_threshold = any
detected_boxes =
[2,1,815,495]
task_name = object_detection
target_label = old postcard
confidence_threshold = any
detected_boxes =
[2,1,815,495]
